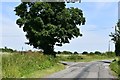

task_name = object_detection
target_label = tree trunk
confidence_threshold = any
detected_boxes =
[43,46,56,57]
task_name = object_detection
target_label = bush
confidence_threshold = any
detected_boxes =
[57,51,61,54]
[82,51,88,55]
[62,51,73,54]
[74,51,78,54]
[0,47,16,53]
[105,51,115,57]
[94,51,101,55]
[89,52,94,55]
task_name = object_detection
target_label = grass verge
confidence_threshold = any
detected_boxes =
[109,57,120,79]
[2,52,65,78]
[24,63,65,78]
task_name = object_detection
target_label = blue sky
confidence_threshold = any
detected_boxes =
[0,2,118,53]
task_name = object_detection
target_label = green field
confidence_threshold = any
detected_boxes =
[57,54,114,62]
[1,52,116,78]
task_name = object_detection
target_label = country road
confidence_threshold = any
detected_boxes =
[45,60,117,79]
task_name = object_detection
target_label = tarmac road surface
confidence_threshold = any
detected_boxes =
[45,60,117,79]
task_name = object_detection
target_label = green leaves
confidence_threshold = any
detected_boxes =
[110,19,120,56]
[14,2,27,18]
[14,2,86,55]
[16,18,24,28]
[110,19,120,42]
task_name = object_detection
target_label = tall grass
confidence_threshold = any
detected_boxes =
[2,52,115,78]
[110,57,120,79]
[2,52,59,78]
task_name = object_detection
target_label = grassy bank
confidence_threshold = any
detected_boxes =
[24,63,64,78]
[2,52,65,78]
[110,57,120,79]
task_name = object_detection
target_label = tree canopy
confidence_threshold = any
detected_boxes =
[110,19,120,56]
[14,2,86,56]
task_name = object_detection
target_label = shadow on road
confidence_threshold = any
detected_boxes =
[98,61,111,64]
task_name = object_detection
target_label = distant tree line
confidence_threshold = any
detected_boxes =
[82,51,101,55]
[57,51,115,56]
[0,47,43,54]
[0,47,16,53]
[0,46,115,57]
[57,51,79,54]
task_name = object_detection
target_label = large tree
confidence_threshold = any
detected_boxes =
[14,2,85,56]
[110,19,120,56]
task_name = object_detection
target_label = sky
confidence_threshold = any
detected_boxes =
[0,1,118,53]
